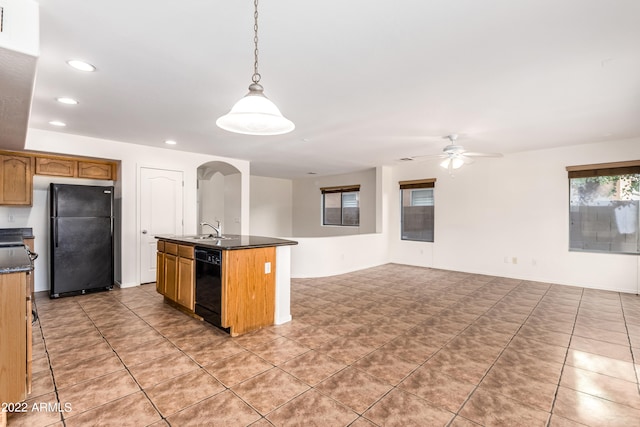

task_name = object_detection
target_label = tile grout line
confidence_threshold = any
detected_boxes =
[448,281,560,426]
[545,286,585,427]
[30,298,67,427]
[618,293,640,396]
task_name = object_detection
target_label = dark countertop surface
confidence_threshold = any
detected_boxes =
[0,227,34,240]
[156,234,298,250]
[0,246,33,274]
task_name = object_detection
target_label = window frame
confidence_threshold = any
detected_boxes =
[399,179,436,242]
[566,160,640,255]
[321,185,361,227]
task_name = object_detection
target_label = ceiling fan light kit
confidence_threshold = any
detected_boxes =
[400,134,503,174]
[216,0,294,136]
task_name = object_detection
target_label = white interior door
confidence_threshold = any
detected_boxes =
[140,167,183,283]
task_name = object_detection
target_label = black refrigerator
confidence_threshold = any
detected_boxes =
[50,183,114,298]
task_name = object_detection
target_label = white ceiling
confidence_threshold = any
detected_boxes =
[28,0,640,178]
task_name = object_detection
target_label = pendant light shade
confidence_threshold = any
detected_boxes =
[216,83,294,135]
[216,0,294,136]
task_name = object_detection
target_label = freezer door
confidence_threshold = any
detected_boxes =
[51,184,113,217]
[51,217,114,296]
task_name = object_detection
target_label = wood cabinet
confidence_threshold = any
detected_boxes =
[35,157,76,177]
[77,160,115,180]
[0,154,33,206]
[177,257,195,310]
[0,150,118,206]
[156,242,194,311]
[155,239,276,336]
[156,241,165,295]
[222,247,276,336]
[35,155,116,180]
[0,272,32,411]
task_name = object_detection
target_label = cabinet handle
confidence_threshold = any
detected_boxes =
[142,230,148,234]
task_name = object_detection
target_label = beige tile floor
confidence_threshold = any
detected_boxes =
[6,264,640,426]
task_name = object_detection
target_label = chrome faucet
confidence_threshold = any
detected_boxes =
[200,220,222,238]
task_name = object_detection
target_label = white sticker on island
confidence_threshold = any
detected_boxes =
[265,262,271,274]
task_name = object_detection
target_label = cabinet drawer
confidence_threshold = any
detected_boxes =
[164,242,178,255]
[178,245,194,259]
[157,240,165,252]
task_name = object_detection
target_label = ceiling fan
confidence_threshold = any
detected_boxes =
[402,134,503,174]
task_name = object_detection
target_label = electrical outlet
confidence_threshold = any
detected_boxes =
[512,257,518,264]
[504,256,509,263]
[264,262,271,274]
[8,215,14,223]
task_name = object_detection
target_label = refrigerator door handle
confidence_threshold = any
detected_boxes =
[54,219,58,248]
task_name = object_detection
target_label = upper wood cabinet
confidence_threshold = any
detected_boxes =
[35,157,77,177]
[0,154,33,206]
[35,155,116,181]
[78,161,115,180]
[0,150,118,205]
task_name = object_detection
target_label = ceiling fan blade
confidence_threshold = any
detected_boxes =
[462,152,503,158]
[404,154,448,160]
[460,155,475,164]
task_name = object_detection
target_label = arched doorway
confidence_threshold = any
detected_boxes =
[197,161,242,235]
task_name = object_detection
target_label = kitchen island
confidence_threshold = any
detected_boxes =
[155,234,297,336]
[0,244,33,427]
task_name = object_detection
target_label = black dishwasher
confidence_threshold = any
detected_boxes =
[194,248,228,331]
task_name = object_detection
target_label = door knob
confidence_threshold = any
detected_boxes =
[142,230,148,234]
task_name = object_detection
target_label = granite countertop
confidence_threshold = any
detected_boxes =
[0,228,34,240]
[0,246,33,274]
[156,234,298,250]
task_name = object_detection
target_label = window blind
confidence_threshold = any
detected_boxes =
[567,160,640,178]
[399,179,436,189]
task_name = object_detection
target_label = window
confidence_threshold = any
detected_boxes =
[400,179,435,242]
[321,185,360,226]
[567,161,640,254]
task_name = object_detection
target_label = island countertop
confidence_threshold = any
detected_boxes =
[0,246,33,274]
[155,234,298,250]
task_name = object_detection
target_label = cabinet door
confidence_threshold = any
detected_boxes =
[177,257,195,310]
[35,157,77,177]
[78,161,114,180]
[156,252,165,295]
[0,155,33,205]
[164,254,178,301]
[222,247,276,336]
[0,272,28,403]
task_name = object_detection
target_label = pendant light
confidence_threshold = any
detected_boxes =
[216,0,294,135]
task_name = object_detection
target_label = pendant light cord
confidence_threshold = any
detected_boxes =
[252,0,261,84]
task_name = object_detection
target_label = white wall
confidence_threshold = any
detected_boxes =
[292,168,377,237]
[291,234,389,278]
[250,175,293,237]
[224,173,242,235]
[389,137,640,293]
[18,128,250,291]
[198,172,225,233]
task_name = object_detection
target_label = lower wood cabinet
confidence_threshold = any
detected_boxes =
[222,247,275,336]
[0,272,32,410]
[156,241,194,311]
[155,239,276,336]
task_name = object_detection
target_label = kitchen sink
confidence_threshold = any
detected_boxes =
[184,234,236,240]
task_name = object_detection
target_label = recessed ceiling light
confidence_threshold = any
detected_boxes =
[49,121,67,127]
[164,140,177,145]
[66,59,96,72]
[56,97,79,105]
